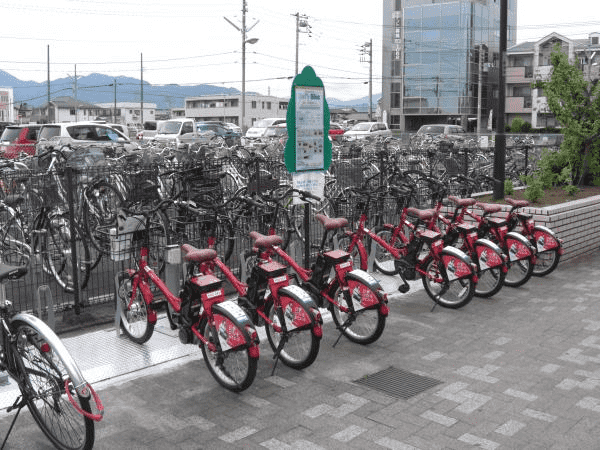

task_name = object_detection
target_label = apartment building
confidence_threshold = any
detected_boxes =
[381,0,517,131]
[184,94,288,129]
[506,32,600,129]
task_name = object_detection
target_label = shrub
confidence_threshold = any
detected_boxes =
[510,117,527,132]
[504,179,514,196]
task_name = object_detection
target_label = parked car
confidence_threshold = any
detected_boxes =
[0,124,41,158]
[328,122,345,142]
[416,124,466,140]
[196,121,242,146]
[36,122,137,154]
[245,118,287,138]
[343,122,392,141]
[224,122,242,135]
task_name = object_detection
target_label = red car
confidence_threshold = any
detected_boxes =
[0,124,41,158]
[328,123,345,142]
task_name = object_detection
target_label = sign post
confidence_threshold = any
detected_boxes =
[284,66,332,266]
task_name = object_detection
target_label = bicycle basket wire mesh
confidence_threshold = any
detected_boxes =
[126,167,161,202]
[180,164,224,204]
[65,147,107,172]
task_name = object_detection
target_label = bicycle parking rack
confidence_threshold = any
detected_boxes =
[35,285,55,331]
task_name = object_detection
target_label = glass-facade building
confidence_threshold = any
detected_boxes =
[382,0,517,131]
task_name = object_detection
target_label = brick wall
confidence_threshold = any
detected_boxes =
[454,194,600,262]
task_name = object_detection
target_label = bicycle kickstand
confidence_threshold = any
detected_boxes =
[333,316,354,348]
[1,395,27,450]
[271,334,289,376]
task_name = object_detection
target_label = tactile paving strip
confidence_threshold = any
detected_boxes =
[354,366,443,399]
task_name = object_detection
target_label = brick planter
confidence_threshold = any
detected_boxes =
[463,194,600,262]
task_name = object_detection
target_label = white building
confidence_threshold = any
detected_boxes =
[184,93,288,130]
[0,87,15,123]
[95,102,157,127]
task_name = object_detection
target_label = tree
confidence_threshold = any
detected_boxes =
[534,44,600,185]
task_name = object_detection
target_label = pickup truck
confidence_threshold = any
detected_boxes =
[149,118,216,147]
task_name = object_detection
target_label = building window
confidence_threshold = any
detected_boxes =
[592,37,599,45]
[251,101,257,109]
[70,108,76,115]
[266,102,271,110]
[391,82,402,108]
[394,0,401,11]
[279,102,288,110]
[391,50,401,77]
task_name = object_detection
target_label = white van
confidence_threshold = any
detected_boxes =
[245,118,287,138]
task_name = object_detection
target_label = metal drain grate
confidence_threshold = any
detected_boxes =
[354,366,443,399]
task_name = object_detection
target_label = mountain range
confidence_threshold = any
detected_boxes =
[0,70,380,112]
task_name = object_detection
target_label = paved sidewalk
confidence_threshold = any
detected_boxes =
[2,251,600,449]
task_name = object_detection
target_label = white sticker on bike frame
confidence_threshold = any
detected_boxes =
[218,300,248,321]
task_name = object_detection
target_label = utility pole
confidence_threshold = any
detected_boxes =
[360,40,373,120]
[225,1,259,133]
[68,64,81,120]
[493,0,508,200]
[141,53,144,126]
[294,13,311,76]
[113,78,117,124]
[47,45,50,122]
[477,44,483,135]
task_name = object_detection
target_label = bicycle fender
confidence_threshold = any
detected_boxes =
[473,238,506,270]
[212,300,258,348]
[505,231,536,262]
[344,269,387,311]
[440,246,476,281]
[277,285,323,329]
[346,269,383,293]
[11,313,88,398]
[532,225,562,252]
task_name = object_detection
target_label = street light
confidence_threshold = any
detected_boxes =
[242,37,259,133]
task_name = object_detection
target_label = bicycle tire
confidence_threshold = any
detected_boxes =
[11,319,95,450]
[329,280,386,345]
[45,214,91,293]
[0,206,31,266]
[401,170,432,208]
[532,248,560,277]
[115,271,155,344]
[422,258,475,309]
[264,298,320,370]
[129,205,170,274]
[82,180,126,255]
[372,226,404,275]
[474,266,506,298]
[504,256,534,287]
[199,317,258,392]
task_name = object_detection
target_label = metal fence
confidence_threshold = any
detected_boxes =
[0,137,554,323]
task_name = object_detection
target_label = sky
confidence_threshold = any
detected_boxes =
[1,0,599,102]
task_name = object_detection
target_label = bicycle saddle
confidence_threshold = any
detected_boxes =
[475,202,504,214]
[315,214,348,230]
[249,231,283,249]
[448,196,477,207]
[506,198,529,208]
[181,244,217,263]
[406,207,435,221]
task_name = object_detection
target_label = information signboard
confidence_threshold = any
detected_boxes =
[284,66,332,173]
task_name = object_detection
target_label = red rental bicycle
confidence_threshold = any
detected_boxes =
[182,233,322,375]
[114,200,260,392]
[265,189,389,345]
[337,187,479,309]
[465,202,537,288]
[504,197,563,276]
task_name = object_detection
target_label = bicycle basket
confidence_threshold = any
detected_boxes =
[65,147,107,172]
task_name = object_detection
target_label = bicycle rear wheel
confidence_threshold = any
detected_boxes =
[504,256,534,287]
[115,271,155,344]
[12,319,95,450]
[83,180,126,255]
[0,207,31,266]
[330,281,386,345]
[199,317,257,392]
[422,259,475,309]
[533,248,560,277]
[264,299,320,370]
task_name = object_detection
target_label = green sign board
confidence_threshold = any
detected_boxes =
[284,66,332,173]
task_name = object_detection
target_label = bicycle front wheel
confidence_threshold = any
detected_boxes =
[474,266,506,298]
[422,259,475,309]
[12,320,95,450]
[199,318,257,392]
[115,272,155,344]
[265,299,320,370]
[533,248,560,277]
[504,256,534,287]
[330,281,386,345]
